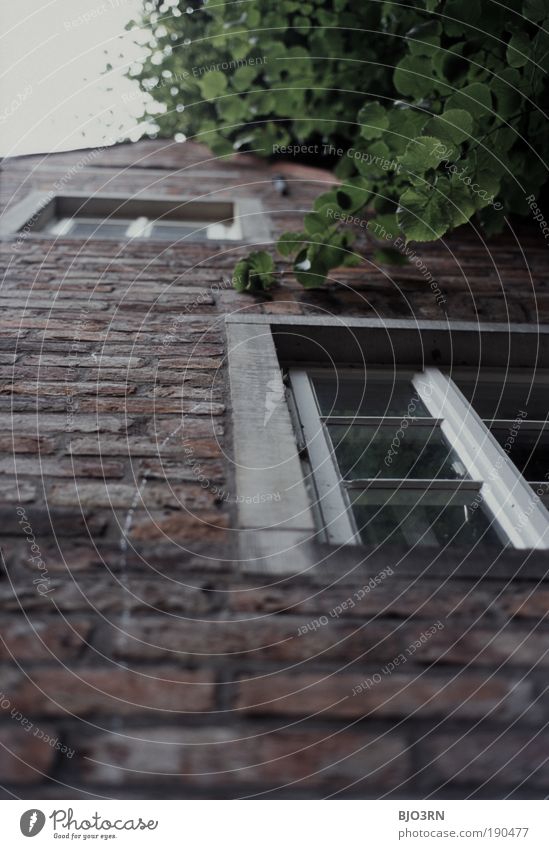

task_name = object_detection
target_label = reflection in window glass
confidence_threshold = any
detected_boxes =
[490,426,549,482]
[328,424,468,480]
[47,214,242,242]
[350,489,500,548]
[453,373,549,422]
[149,223,207,241]
[62,220,130,239]
[453,372,549,506]
[290,366,549,549]
[313,374,430,417]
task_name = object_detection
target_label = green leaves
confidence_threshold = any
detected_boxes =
[358,102,389,139]
[443,0,480,35]
[336,177,371,213]
[446,183,476,227]
[277,214,357,288]
[447,83,492,119]
[386,106,430,154]
[406,19,442,57]
[491,68,522,117]
[399,136,457,173]
[393,55,433,98]
[426,109,473,144]
[277,232,307,256]
[303,211,327,235]
[373,247,409,266]
[231,64,258,91]
[507,33,531,69]
[233,252,276,293]
[198,70,228,100]
[293,250,326,289]
[397,187,452,242]
[132,0,549,295]
[294,242,347,288]
[524,0,548,22]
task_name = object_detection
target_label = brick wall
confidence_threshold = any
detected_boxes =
[0,139,548,798]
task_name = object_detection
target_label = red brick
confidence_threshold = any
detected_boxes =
[158,357,222,370]
[48,482,217,510]
[0,413,132,433]
[1,381,136,397]
[0,726,56,783]
[0,578,215,614]
[78,398,225,415]
[154,373,216,391]
[108,616,384,663]
[235,672,534,720]
[69,435,222,459]
[0,457,124,478]
[0,508,106,537]
[7,667,215,716]
[1,480,37,503]
[497,590,549,620]
[78,727,408,790]
[0,619,91,662]
[23,355,145,368]
[0,366,84,382]
[227,581,497,620]
[138,457,224,481]
[417,625,549,667]
[80,367,209,384]
[0,434,56,453]
[130,511,229,542]
[423,731,549,787]
[147,417,223,438]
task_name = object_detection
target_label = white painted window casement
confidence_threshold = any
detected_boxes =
[0,191,270,243]
[46,213,244,242]
[226,316,549,565]
[290,366,549,550]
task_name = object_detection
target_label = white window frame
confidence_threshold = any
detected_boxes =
[290,366,549,550]
[0,191,269,244]
[47,214,244,242]
[225,315,549,573]
[47,216,146,239]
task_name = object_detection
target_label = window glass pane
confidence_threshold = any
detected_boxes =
[490,425,549,482]
[453,373,549,422]
[328,424,468,480]
[312,373,430,417]
[150,223,208,240]
[532,482,549,508]
[350,489,501,548]
[69,219,129,239]
[453,372,549,502]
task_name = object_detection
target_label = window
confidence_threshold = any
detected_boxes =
[46,214,242,242]
[226,315,549,567]
[451,370,549,508]
[0,191,269,243]
[289,367,549,550]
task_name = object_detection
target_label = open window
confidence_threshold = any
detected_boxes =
[226,316,549,565]
[290,367,549,549]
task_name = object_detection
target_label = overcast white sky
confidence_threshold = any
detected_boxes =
[1,0,156,156]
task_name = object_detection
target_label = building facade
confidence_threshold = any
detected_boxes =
[0,139,548,798]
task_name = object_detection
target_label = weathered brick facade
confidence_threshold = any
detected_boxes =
[0,139,548,798]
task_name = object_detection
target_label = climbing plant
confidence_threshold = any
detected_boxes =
[129,0,549,290]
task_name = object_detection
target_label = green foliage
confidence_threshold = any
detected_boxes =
[233,251,276,293]
[131,0,549,291]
